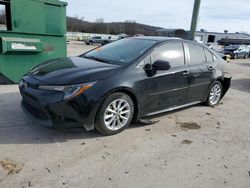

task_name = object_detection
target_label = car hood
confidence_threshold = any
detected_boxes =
[29,57,122,85]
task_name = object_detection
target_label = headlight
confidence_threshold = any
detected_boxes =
[38,82,96,100]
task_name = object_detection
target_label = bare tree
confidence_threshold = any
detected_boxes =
[67,16,160,36]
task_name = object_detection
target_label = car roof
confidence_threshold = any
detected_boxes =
[132,36,183,42]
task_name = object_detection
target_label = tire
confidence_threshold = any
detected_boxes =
[206,81,223,107]
[89,41,93,45]
[95,92,134,135]
[244,54,248,59]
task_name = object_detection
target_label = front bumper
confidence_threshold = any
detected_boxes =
[21,100,53,128]
[19,78,98,130]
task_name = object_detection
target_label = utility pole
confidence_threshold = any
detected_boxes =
[189,0,201,40]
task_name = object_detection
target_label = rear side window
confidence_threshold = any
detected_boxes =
[204,48,214,62]
[152,42,185,68]
[187,43,206,65]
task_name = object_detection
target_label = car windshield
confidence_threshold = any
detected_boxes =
[225,45,240,50]
[82,38,156,65]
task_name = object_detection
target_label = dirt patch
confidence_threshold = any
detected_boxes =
[181,140,193,144]
[177,122,201,130]
[0,159,24,175]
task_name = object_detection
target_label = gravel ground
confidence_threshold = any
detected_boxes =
[0,42,250,188]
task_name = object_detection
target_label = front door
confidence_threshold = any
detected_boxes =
[145,42,190,114]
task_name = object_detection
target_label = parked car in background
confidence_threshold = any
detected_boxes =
[223,45,249,59]
[205,43,230,61]
[133,34,145,37]
[247,45,250,52]
[19,37,231,135]
[84,36,114,45]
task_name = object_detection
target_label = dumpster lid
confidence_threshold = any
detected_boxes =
[32,0,67,6]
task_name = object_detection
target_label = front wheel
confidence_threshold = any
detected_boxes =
[206,81,223,107]
[95,92,134,135]
[244,54,248,59]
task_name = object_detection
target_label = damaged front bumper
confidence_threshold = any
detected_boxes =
[19,79,98,130]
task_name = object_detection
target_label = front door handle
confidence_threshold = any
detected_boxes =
[207,65,214,71]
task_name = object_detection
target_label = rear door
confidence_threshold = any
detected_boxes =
[186,43,214,102]
[145,41,190,114]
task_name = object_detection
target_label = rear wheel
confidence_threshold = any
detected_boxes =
[95,92,134,135]
[89,41,93,45]
[206,81,223,107]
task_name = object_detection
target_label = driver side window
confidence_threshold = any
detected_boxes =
[151,42,185,68]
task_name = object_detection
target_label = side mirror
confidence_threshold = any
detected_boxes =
[152,60,171,71]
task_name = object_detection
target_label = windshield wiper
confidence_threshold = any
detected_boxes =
[84,56,110,63]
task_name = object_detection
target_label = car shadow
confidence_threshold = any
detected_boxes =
[231,79,250,93]
[0,86,233,145]
[0,91,204,144]
[0,91,105,145]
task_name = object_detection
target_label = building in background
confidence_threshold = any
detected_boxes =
[195,30,250,45]
[66,32,122,41]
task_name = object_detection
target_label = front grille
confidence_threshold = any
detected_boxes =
[21,90,49,120]
[22,100,48,120]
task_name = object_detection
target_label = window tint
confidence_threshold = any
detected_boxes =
[84,38,156,65]
[152,42,185,68]
[188,43,206,64]
[204,48,214,62]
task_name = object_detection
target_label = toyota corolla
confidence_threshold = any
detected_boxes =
[19,37,231,135]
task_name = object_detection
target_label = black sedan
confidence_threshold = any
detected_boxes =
[19,37,231,135]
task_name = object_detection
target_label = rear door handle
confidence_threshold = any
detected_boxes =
[182,70,189,77]
[193,73,200,78]
[207,65,214,71]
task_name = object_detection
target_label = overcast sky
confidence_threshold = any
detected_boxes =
[65,0,250,33]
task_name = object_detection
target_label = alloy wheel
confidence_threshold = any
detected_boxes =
[209,84,222,105]
[104,99,131,131]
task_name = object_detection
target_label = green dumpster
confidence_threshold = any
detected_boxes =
[0,0,67,84]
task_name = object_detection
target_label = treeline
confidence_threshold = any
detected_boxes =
[67,16,161,36]
[0,13,161,35]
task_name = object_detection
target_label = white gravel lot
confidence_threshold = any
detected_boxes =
[0,41,250,188]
